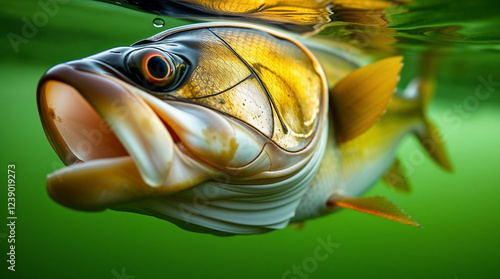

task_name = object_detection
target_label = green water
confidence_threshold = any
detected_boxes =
[0,0,499,278]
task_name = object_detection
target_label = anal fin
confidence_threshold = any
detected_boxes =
[328,195,421,227]
[415,120,453,172]
[382,158,411,193]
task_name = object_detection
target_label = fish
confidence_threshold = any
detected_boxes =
[97,0,407,36]
[37,22,451,235]
[99,0,335,34]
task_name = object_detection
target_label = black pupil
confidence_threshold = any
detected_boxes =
[147,56,169,79]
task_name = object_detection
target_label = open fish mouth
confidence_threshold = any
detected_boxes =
[37,59,223,210]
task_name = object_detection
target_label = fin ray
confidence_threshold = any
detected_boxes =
[330,56,403,144]
[415,120,453,171]
[328,195,421,227]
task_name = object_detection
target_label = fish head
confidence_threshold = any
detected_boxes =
[37,23,328,214]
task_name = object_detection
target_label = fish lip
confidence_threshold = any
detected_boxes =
[37,59,176,187]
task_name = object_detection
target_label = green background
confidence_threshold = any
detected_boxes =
[1,0,499,278]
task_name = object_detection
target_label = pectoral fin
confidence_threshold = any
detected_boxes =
[328,195,421,227]
[330,56,403,144]
[382,158,411,193]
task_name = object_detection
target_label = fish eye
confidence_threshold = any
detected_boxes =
[145,54,170,80]
[127,48,186,91]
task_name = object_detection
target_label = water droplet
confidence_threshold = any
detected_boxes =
[152,18,165,28]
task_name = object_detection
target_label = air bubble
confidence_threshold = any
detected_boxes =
[153,18,165,28]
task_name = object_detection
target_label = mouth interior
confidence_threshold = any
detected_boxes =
[42,80,129,163]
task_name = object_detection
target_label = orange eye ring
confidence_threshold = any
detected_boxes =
[127,47,186,92]
[141,52,172,84]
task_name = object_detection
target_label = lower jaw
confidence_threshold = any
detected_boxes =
[47,156,150,211]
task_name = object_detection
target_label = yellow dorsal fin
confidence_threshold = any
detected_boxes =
[330,56,403,144]
[382,158,412,193]
[328,195,421,227]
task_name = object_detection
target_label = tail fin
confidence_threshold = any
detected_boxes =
[410,53,453,172]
